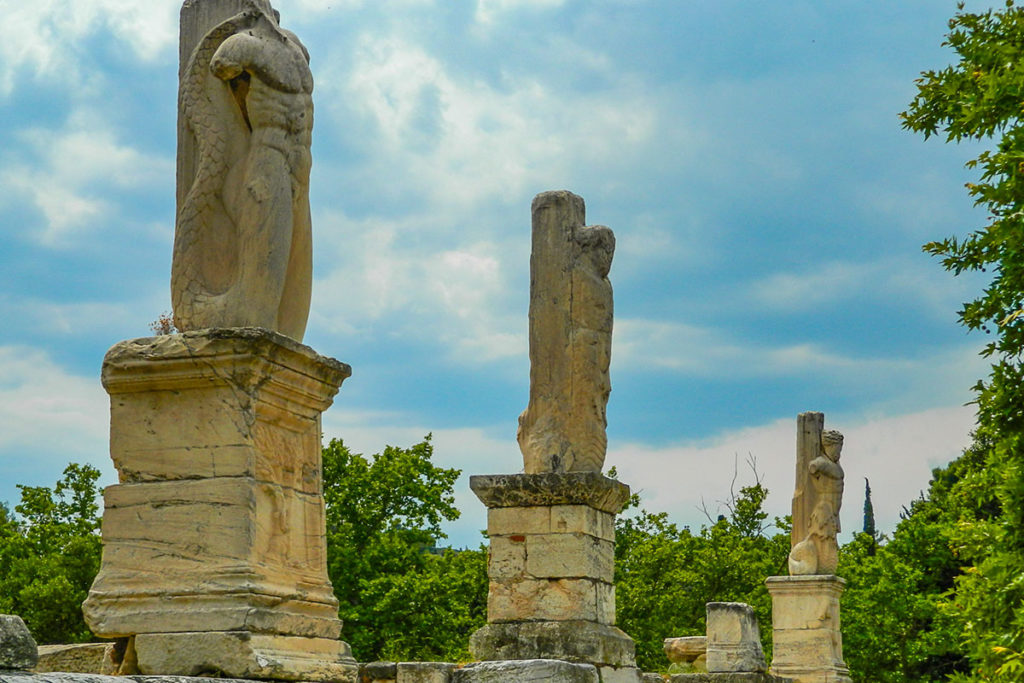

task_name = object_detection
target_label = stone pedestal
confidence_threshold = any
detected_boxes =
[82,329,357,682]
[706,603,766,673]
[764,576,850,683]
[468,472,635,668]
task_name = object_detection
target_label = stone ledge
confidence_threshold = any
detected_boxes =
[470,473,630,513]
[132,632,356,682]
[764,575,845,591]
[102,328,351,397]
[669,674,793,682]
[454,659,598,683]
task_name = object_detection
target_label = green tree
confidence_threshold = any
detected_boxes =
[322,436,487,662]
[862,478,876,541]
[840,455,976,682]
[902,3,1024,678]
[614,469,789,673]
[0,463,102,644]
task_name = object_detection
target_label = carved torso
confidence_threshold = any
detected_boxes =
[172,2,313,341]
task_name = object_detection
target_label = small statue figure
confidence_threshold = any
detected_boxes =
[789,429,845,575]
[172,0,314,341]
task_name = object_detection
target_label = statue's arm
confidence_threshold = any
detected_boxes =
[808,457,842,479]
[210,33,263,82]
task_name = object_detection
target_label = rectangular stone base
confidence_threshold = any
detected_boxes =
[470,621,635,667]
[670,675,794,682]
[83,330,350,644]
[765,576,850,683]
[471,472,636,668]
[454,659,599,683]
[134,632,357,682]
[763,667,849,683]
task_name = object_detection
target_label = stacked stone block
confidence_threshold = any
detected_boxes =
[82,330,357,681]
[468,472,635,671]
[764,577,849,683]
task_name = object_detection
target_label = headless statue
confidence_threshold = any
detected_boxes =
[517,191,615,473]
[172,0,313,341]
[789,428,845,575]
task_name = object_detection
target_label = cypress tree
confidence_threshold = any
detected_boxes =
[862,477,876,540]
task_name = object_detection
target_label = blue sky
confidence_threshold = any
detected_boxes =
[0,0,999,547]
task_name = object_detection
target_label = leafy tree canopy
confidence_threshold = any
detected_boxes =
[614,464,789,673]
[902,2,1024,677]
[322,436,486,662]
[0,463,102,644]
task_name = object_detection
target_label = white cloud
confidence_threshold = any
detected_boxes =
[2,112,173,246]
[614,317,883,376]
[321,401,979,548]
[474,0,567,26]
[311,210,526,363]
[749,256,978,321]
[330,34,658,209]
[0,346,114,508]
[610,404,977,543]
[1,0,176,94]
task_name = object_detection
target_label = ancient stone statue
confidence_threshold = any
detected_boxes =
[171,0,313,341]
[789,414,845,575]
[517,191,615,473]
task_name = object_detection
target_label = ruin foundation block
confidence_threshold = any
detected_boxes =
[469,473,635,667]
[82,329,356,681]
[764,576,851,683]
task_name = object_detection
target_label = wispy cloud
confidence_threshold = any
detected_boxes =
[328,33,658,210]
[311,210,525,363]
[749,256,978,321]
[0,346,113,506]
[1,1,176,94]
[473,0,568,26]
[1,111,173,246]
[611,404,977,544]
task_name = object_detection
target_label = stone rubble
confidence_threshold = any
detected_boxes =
[0,616,38,671]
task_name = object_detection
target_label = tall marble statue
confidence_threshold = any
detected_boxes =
[171,0,313,341]
[789,413,845,575]
[517,190,615,473]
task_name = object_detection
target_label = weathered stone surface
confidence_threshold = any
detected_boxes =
[669,674,793,682]
[705,603,765,674]
[133,632,356,681]
[359,661,397,683]
[33,645,115,675]
[473,471,634,664]
[0,616,37,670]
[765,576,850,683]
[396,662,454,683]
[788,413,844,576]
[454,659,599,683]
[173,0,314,340]
[470,621,635,667]
[598,665,642,683]
[471,473,630,514]
[664,637,706,664]
[642,675,666,683]
[0,674,272,683]
[83,329,352,679]
[517,190,615,474]
[488,575,615,623]
[489,505,616,540]
[489,532,614,582]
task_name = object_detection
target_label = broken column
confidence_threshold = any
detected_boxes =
[705,603,766,674]
[464,191,636,681]
[765,412,851,683]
